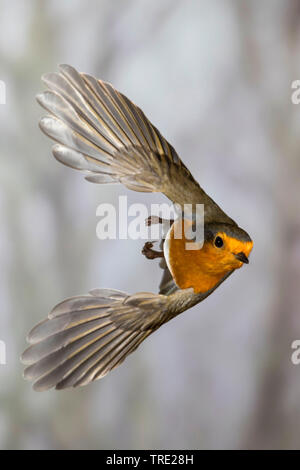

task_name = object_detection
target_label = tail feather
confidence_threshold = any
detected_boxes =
[21,289,167,391]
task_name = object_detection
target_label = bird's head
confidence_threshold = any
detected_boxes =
[203,223,253,273]
[165,219,253,293]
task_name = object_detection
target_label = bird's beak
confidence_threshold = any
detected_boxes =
[234,252,249,264]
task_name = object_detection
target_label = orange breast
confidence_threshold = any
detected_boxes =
[164,219,231,294]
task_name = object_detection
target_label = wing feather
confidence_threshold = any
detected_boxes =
[37,64,233,223]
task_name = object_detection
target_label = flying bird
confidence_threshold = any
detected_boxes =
[21,65,253,391]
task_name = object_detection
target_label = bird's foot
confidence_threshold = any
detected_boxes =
[145,216,163,226]
[142,241,164,259]
[145,216,174,226]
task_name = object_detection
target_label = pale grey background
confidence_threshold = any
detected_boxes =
[0,0,300,449]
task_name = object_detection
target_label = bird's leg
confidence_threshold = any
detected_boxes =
[143,216,173,260]
[142,241,164,260]
[145,216,174,226]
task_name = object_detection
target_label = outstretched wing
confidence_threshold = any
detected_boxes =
[37,64,232,223]
[21,273,233,391]
[21,289,166,391]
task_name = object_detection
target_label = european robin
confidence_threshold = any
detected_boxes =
[21,65,253,391]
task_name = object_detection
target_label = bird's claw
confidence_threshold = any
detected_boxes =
[142,241,164,260]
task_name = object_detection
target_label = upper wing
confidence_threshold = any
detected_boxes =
[37,64,232,223]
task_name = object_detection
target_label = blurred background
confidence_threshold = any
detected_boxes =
[0,0,300,450]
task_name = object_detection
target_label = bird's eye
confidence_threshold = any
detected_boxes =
[214,236,223,248]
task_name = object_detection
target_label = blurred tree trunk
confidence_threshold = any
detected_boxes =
[237,0,300,449]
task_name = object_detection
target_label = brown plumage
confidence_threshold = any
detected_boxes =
[21,65,253,391]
